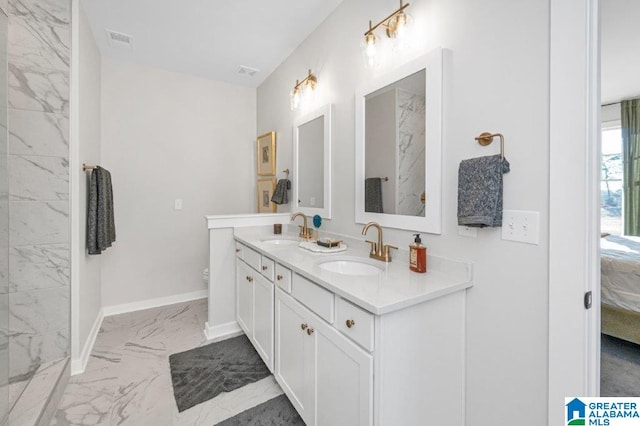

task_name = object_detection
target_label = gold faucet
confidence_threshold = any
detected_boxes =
[291,212,312,239]
[362,222,397,262]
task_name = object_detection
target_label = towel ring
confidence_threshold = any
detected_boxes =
[475,132,505,161]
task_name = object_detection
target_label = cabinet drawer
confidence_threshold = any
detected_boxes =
[275,264,292,293]
[243,246,261,271]
[260,256,275,281]
[292,274,334,323]
[235,242,244,260]
[336,297,375,352]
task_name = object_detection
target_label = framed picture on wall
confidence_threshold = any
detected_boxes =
[257,131,276,176]
[257,178,277,213]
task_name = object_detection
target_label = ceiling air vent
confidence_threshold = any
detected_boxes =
[237,65,259,78]
[105,29,134,50]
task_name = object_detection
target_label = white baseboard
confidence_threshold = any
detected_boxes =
[103,290,208,317]
[204,321,243,342]
[71,308,104,376]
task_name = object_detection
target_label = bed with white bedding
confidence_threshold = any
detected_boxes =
[601,235,640,344]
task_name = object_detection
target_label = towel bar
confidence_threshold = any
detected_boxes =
[475,132,505,161]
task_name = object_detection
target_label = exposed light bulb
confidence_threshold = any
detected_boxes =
[395,12,407,38]
[363,32,377,68]
[365,33,377,57]
[390,11,413,52]
[290,87,301,111]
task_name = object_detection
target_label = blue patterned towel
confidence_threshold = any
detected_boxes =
[457,155,510,227]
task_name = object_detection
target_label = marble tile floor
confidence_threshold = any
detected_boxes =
[8,357,68,425]
[51,299,284,426]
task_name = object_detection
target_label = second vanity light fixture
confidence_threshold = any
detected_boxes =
[290,69,317,111]
[363,0,413,67]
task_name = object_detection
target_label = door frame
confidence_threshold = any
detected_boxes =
[548,0,601,422]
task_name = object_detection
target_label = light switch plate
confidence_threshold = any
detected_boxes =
[458,225,478,238]
[502,210,539,245]
[174,199,183,210]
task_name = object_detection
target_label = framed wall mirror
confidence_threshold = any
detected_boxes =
[355,48,443,233]
[293,104,333,219]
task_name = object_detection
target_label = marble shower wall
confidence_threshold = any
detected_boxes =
[396,89,425,217]
[0,2,10,420]
[6,0,70,381]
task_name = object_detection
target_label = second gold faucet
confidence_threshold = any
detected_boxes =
[291,212,313,239]
[362,222,397,262]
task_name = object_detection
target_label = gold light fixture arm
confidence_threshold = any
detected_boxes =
[293,69,317,92]
[364,0,411,36]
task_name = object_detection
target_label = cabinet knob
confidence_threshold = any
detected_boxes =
[307,328,315,336]
[246,276,253,282]
[346,319,356,328]
[262,265,268,271]
[277,274,283,281]
[301,323,308,330]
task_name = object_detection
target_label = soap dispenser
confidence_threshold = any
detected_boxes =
[409,233,427,273]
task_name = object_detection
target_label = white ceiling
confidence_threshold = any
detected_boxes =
[601,0,640,104]
[81,0,345,88]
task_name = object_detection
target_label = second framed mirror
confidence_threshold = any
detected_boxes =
[293,104,333,219]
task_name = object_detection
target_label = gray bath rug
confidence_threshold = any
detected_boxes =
[169,334,270,412]
[215,394,305,426]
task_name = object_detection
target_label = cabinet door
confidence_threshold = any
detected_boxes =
[253,274,274,372]
[275,289,314,424]
[236,260,254,336]
[314,318,373,426]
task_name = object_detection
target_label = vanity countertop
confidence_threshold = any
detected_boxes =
[234,226,473,315]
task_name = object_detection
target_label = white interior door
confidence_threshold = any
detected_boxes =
[549,0,601,422]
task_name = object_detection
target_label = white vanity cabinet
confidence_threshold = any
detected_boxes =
[233,232,469,426]
[236,260,254,338]
[275,288,373,426]
[235,245,276,371]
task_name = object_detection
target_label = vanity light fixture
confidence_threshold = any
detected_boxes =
[362,0,412,67]
[290,69,317,111]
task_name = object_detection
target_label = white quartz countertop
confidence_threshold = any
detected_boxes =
[234,227,473,315]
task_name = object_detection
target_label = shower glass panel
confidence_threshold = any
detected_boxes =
[0,6,9,423]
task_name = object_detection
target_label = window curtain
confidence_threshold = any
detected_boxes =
[621,99,640,236]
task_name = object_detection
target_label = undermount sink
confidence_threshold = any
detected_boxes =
[317,258,384,276]
[260,238,299,246]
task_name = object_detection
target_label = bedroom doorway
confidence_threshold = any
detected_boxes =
[599,0,640,397]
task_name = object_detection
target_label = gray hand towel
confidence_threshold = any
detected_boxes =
[365,178,383,213]
[271,179,290,205]
[87,166,116,255]
[457,155,510,227]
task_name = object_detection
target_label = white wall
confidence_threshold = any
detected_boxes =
[365,90,396,213]
[257,0,550,424]
[297,116,324,207]
[76,1,102,354]
[601,0,640,103]
[101,58,256,307]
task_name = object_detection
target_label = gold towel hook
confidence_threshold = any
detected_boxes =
[475,132,505,161]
